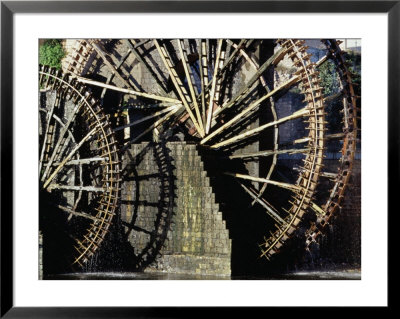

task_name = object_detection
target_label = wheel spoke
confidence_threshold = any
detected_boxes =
[201,75,300,144]
[316,53,329,67]
[198,39,247,102]
[205,39,224,134]
[240,183,288,226]
[121,104,183,151]
[41,98,85,182]
[224,172,300,191]
[54,135,73,165]
[76,76,181,104]
[113,104,178,132]
[65,157,105,165]
[91,42,140,91]
[100,48,133,99]
[125,39,169,95]
[43,124,100,189]
[210,107,309,149]
[220,39,246,75]
[57,205,103,222]
[323,91,342,103]
[213,47,285,118]
[309,201,327,217]
[199,39,209,127]
[177,39,205,135]
[319,171,338,180]
[154,39,204,137]
[48,184,104,192]
[228,148,309,159]
[325,132,345,140]
[39,93,60,174]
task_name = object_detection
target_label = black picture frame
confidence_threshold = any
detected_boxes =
[1,1,395,317]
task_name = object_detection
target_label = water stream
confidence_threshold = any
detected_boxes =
[46,269,360,280]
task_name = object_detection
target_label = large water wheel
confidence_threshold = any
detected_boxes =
[39,66,121,273]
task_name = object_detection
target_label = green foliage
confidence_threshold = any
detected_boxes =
[344,51,361,130]
[318,50,361,135]
[319,59,340,96]
[39,39,65,70]
[345,51,361,86]
[289,86,301,94]
[318,59,341,133]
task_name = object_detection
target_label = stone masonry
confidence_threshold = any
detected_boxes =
[39,231,43,280]
[121,142,231,276]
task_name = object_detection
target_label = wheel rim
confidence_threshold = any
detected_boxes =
[39,65,121,271]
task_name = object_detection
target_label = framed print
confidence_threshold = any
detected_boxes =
[1,0,395,317]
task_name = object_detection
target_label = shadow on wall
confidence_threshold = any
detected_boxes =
[82,140,176,273]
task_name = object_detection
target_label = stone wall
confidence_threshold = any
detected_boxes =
[121,142,231,276]
[39,232,43,280]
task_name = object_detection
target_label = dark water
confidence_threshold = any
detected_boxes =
[46,269,360,280]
